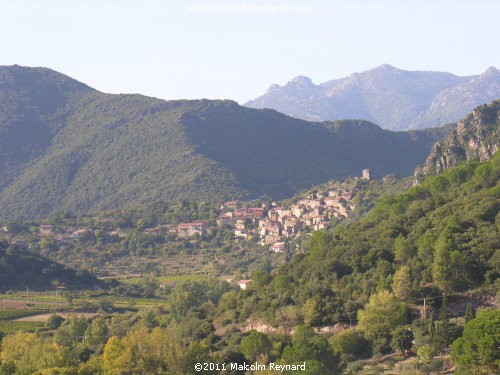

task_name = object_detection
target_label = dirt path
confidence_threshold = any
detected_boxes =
[13,312,98,322]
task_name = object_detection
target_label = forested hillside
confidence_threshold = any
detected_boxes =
[216,153,498,354]
[0,153,496,374]
[0,239,98,289]
[0,65,447,219]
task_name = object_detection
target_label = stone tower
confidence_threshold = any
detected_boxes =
[362,169,371,180]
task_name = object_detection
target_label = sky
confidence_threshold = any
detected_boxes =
[1,0,499,103]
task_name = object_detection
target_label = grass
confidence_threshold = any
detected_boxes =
[0,309,48,320]
[118,273,211,284]
[0,321,45,334]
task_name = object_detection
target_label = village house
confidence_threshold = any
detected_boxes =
[234,228,248,239]
[259,220,281,237]
[221,201,239,210]
[324,196,342,207]
[238,279,252,290]
[235,220,246,229]
[328,190,340,197]
[282,223,297,237]
[270,242,286,253]
[267,207,281,222]
[218,211,234,225]
[233,207,265,224]
[291,204,305,217]
[341,191,353,200]
[176,220,209,237]
[263,234,281,244]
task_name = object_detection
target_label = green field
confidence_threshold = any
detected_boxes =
[118,273,211,284]
[0,309,48,320]
[0,320,45,334]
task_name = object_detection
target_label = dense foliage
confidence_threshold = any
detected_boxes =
[0,155,497,373]
[0,66,448,218]
[451,309,499,374]
[0,239,98,289]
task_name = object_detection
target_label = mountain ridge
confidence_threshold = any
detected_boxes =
[245,65,500,130]
[0,66,450,218]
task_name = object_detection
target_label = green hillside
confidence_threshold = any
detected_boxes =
[0,66,448,218]
[225,153,499,326]
[0,239,98,289]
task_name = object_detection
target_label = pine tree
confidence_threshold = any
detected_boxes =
[434,296,451,353]
[464,304,475,323]
[432,227,453,292]
[428,310,435,342]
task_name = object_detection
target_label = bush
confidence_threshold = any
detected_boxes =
[390,327,414,354]
[417,345,434,364]
[46,315,65,330]
[329,329,369,358]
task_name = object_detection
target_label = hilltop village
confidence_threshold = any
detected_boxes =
[23,173,368,257]
[173,170,370,251]
[217,187,356,251]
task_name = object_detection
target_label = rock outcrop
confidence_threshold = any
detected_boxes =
[414,100,499,179]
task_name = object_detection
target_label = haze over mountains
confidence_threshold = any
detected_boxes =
[245,64,500,130]
[0,65,450,218]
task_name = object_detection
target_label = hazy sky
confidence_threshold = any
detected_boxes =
[1,0,499,103]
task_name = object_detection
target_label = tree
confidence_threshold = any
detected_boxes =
[251,271,272,289]
[281,326,339,374]
[46,315,65,330]
[240,331,272,361]
[169,280,207,322]
[85,317,109,348]
[390,327,414,355]
[0,332,73,374]
[357,291,407,341]
[302,298,321,326]
[451,309,499,375]
[464,304,475,324]
[276,305,302,334]
[434,297,451,352]
[392,266,412,301]
[394,235,415,264]
[102,328,189,374]
[432,227,454,292]
[0,332,38,363]
[329,329,368,358]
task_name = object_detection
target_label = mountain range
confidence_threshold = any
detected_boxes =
[0,65,450,218]
[245,65,500,130]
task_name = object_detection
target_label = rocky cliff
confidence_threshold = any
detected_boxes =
[414,100,499,178]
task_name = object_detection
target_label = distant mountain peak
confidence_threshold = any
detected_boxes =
[482,66,499,77]
[288,75,314,87]
[266,83,281,93]
[0,64,94,92]
[373,63,398,71]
